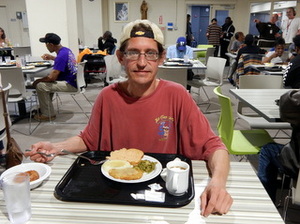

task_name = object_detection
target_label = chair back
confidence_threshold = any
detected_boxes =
[257,39,275,48]
[0,84,12,140]
[213,86,234,151]
[205,57,226,85]
[76,62,86,91]
[196,44,214,58]
[104,55,126,84]
[205,47,215,65]
[293,169,300,205]
[239,75,283,89]
[0,67,27,97]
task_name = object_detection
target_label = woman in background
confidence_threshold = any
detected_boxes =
[0,27,9,47]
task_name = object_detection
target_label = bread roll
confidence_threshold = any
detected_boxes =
[25,170,40,182]
[106,148,144,165]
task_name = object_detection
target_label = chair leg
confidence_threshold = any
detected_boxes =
[277,173,287,208]
[283,179,293,221]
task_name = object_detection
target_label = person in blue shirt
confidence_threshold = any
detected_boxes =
[33,33,78,122]
[167,36,193,59]
[166,37,194,91]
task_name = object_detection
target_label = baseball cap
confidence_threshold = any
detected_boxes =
[119,20,164,45]
[39,33,61,45]
[176,37,186,51]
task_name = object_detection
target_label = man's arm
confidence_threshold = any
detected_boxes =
[26,136,88,163]
[200,149,233,217]
[32,69,60,87]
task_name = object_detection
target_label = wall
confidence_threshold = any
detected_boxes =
[25,0,78,58]
[1,0,300,58]
[0,0,29,46]
[107,0,187,48]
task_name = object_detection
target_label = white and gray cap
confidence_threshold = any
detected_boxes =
[119,19,164,45]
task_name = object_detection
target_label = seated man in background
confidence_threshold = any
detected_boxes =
[283,35,300,89]
[258,89,300,204]
[33,33,77,121]
[166,37,194,91]
[230,32,245,53]
[262,37,287,64]
[98,31,117,55]
[26,19,233,217]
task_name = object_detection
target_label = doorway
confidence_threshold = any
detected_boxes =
[191,6,210,45]
[215,10,229,28]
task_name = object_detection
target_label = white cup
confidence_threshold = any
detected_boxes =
[184,55,189,63]
[20,56,26,67]
[4,56,11,64]
[166,160,190,196]
[1,172,32,224]
[0,57,3,65]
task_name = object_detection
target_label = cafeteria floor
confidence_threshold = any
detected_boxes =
[6,67,300,223]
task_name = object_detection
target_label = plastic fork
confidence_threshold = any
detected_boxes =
[60,149,106,165]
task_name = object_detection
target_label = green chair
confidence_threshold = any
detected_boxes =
[196,44,214,58]
[213,86,274,157]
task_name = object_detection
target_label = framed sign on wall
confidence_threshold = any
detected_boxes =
[115,2,129,22]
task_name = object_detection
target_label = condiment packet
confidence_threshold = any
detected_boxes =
[145,190,165,202]
[130,183,165,202]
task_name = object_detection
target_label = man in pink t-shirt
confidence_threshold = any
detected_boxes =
[27,19,233,217]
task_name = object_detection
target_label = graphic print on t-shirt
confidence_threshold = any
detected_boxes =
[155,115,174,141]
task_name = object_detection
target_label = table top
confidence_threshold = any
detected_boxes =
[192,48,207,52]
[250,64,284,76]
[160,60,206,69]
[0,156,284,223]
[0,47,12,51]
[230,89,290,122]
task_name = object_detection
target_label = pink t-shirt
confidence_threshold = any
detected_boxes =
[79,80,227,161]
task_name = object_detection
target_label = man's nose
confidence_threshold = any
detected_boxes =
[137,54,147,66]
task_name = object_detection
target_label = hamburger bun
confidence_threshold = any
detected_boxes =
[106,148,144,165]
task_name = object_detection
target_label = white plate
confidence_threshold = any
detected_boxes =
[101,155,162,183]
[0,163,51,189]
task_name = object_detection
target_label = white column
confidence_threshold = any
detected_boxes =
[25,0,79,58]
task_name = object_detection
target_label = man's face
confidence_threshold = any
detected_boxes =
[117,37,165,85]
[271,14,278,23]
[275,44,284,56]
[46,43,55,53]
[286,9,295,19]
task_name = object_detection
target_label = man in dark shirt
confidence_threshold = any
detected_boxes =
[236,34,265,62]
[254,14,281,40]
[283,34,300,88]
[185,14,193,46]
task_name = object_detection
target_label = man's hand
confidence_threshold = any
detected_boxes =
[24,141,59,163]
[41,54,55,60]
[200,179,233,217]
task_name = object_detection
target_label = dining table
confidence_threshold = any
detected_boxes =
[249,64,285,76]
[0,155,284,224]
[158,60,206,88]
[229,89,290,122]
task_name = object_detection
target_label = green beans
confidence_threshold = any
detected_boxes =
[136,160,157,173]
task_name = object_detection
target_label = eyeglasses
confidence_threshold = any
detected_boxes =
[124,51,159,61]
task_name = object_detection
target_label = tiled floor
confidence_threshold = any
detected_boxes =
[4,69,300,223]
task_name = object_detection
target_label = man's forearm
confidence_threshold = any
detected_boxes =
[207,149,230,186]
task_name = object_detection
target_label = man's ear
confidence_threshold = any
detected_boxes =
[158,50,166,65]
[116,50,124,65]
